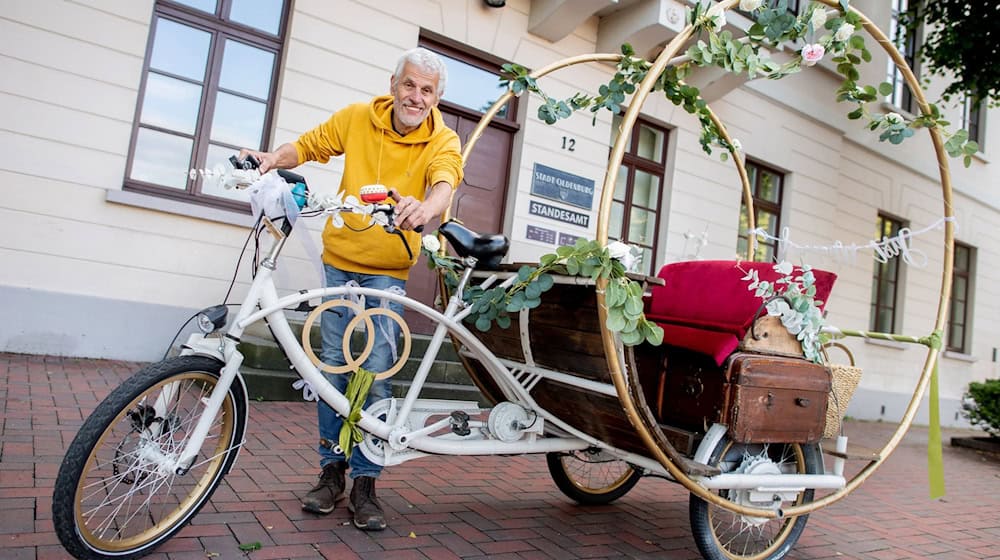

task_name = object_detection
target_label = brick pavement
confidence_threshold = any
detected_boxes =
[1,352,998,560]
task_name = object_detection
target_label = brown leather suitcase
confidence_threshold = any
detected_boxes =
[723,353,831,444]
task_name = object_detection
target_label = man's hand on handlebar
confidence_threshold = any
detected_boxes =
[238,148,278,174]
[389,189,432,232]
[238,143,299,174]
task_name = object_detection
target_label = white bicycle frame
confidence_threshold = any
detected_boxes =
[171,216,676,478]
[171,213,847,495]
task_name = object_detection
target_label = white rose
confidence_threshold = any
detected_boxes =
[740,0,763,11]
[607,241,631,261]
[620,252,638,272]
[706,4,726,32]
[810,8,828,30]
[422,234,441,253]
[731,138,742,152]
[884,112,904,126]
[773,260,794,276]
[834,22,855,42]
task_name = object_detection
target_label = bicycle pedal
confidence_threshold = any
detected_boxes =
[449,410,471,436]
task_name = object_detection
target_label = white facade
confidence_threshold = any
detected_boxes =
[2,0,997,427]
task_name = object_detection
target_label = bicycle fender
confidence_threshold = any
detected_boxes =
[180,333,227,362]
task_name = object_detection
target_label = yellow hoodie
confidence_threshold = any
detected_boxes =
[293,95,463,280]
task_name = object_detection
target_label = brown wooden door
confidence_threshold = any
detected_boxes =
[405,106,514,333]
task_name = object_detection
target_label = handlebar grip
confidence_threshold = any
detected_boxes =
[230,154,260,170]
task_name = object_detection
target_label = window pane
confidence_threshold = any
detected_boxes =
[150,18,211,81]
[738,205,750,235]
[757,210,778,236]
[229,0,283,35]
[882,277,896,304]
[954,244,969,270]
[633,170,660,208]
[876,307,892,332]
[757,171,780,203]
[639,247,652,275]
[636,124,665,163]
[613,165,628,200]
[950,300,964,323]
[609,201,624,240]
[628,207,654,245]
[951,325,964,347]
[140,73,202,134]
[220,40,275,99]
[953,276,967,301]
[210,92,265,147]
[438,54,507,116]
[172,0,217,13]
[131,128,193,188]
[200,143,253,201]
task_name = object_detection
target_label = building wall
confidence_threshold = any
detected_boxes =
[2,0,998,426]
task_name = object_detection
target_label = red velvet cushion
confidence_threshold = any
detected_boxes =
[658,323,741,366]
[646,260,837,363]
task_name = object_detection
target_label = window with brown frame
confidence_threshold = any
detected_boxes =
[736,161,784,263]
[124,0,288,212]
[887,0,920,114]
[963,97,985,149]
[419,32,518,124]
[947,242,975,353]
[870,213,907,332]
[609,115,668,276]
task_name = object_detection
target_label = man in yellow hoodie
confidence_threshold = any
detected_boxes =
[240,47,462,531]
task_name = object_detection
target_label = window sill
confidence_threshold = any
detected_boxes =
[943,350,977,363]
[864,338,908,351]
[107,189,255,228]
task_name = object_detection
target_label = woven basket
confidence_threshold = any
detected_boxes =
[822,342,863,439]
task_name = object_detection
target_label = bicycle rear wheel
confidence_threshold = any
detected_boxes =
[689,437,819,560]
[53,356,247,560]
[546,449,642,505]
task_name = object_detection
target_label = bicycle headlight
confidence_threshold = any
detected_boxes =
[195,304,229,334]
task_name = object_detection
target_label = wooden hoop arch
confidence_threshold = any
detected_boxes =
[452,0,954,518]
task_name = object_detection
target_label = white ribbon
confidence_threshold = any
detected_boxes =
[748,217,956,267]
[380,286,406,362]
[291,379,319,402]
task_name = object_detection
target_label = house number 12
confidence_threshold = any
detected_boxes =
[561,136,576,151]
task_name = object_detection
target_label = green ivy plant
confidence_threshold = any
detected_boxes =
[500,0,979,166]
[421,235,664,346]
[741,261,828,363]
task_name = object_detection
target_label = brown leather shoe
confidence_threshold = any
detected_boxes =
[348,476,387,530]
[301,462,346,514]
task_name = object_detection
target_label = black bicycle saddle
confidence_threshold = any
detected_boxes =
[437,220,509,270]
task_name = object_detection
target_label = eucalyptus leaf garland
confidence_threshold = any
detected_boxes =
[500,0,978,166]
[423,237,664,347]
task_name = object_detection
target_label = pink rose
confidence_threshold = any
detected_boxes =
[801,43,825,66]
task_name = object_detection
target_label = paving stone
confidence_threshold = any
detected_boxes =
[2,352,998,560]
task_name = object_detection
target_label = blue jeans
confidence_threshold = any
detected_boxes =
[317,265,405,479]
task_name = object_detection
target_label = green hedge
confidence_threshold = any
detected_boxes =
[962,379,1000,438]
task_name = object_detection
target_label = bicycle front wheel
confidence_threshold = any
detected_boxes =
[53,356,247,560]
